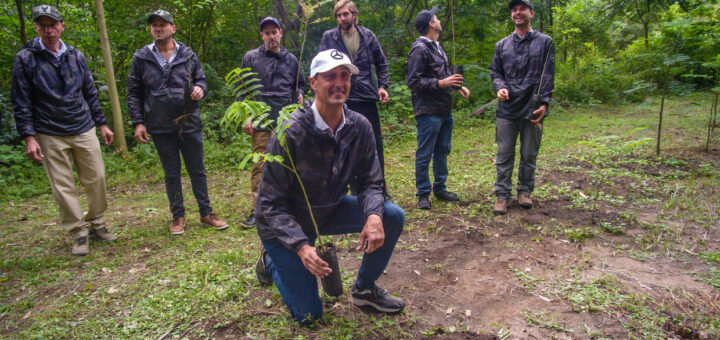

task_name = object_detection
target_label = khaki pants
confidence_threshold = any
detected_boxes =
[36,128,107,237]
[250,131,271,207]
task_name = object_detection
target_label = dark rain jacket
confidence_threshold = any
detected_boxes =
[255,101,384,253]
[406,37,453,117]
[239,45,305,132]
[127,41,207,135]
[490,30,554,120]
[319,26,389,103]
[11,37,107,138]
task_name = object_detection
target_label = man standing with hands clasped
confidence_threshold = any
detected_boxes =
[128,10,228,234]
[490,0,554,215]
[407,6,470,210]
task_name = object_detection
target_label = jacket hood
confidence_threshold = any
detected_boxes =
[24,37,75,55]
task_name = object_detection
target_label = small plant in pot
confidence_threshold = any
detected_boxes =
[221,68,344,297]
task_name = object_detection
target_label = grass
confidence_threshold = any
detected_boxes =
[1,93,719,338]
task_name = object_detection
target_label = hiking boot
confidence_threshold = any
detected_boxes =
[255,246,272,286]
[241,214,257,228]
[493,198,509,215]
[417,194,431,210]
[435,190,459,202]
[518,193,533,209]
[72,235,89,256]
[352,284,405,313]
[170,217,185,235]
[90,226,116,242]
[201,214,229,231]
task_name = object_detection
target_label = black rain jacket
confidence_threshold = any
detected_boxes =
[11,37,107,138]
[406,37,453,117]
[127,41,207,135]
[255,101,384,253]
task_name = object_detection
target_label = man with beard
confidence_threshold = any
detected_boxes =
[490,0,554,215]
[12,5,116,255]
[319,0,392,200]
[128,10,229,234]
[407,6,470,210]
[254,50,406,323]
[238,17,305,228]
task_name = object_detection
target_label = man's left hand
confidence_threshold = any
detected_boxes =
[297,93,304,104]
[530,104,547,124]
[190,86,204,101]
[99,125,114,146]
[357,214,385,254]
[378,88,389,104]
[457,86,470,99]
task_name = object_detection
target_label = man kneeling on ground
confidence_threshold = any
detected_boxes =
[253,49,406,324]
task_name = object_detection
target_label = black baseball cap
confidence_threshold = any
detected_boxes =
[32,4,63,22]
[509,0,533,10]
[414,6,440,34]
[148,10,174,25]
[259,17,281,30]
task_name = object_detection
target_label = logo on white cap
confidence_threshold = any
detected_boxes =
[310,49,360,78]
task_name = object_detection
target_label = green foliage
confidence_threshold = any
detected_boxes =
[0,144,49,201]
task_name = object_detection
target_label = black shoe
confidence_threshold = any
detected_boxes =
[255,246,272,286]
[417,195,431,210]
[352,284,405,313]
[241,214,257,228]
[434,190,459,202]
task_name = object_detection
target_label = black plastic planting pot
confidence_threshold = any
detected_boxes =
[316,243,343,297]
[452,65,464,90]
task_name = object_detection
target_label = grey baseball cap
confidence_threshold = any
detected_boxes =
[414,6,440,33]
[32,4,63,22]
[148,10,174,24]
[509,0,533,10]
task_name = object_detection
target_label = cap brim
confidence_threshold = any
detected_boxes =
[312,63,360,78]
[33,14,62,22]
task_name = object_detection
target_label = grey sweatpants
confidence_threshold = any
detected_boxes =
[494,117,543,198]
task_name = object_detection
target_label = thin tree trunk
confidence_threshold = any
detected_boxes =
[656,64,671,157]
[706,93,717,152]
[200,4,215,61]
[16,0,27,44]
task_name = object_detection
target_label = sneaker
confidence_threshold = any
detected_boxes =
[352,284,405,313]
[72,235,89,256]
[518,193,533,209]
[417,194,431,210]
[200,214,229,231]
[241,214,257,228]
[493,198,509,215]
[90,227,116,242]
[434,190,459,202]
[255,246,272,286]
[170,217,185,235]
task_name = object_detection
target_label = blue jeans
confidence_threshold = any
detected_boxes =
[261,196,405,324]
[152,131,213,218]
[415,114,454,196]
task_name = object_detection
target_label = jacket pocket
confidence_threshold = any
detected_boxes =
[144,88,186,132]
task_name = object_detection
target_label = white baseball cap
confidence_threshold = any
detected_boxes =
[309,49,359,78]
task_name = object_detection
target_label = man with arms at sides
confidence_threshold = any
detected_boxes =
[127,10,228,235]
[12,5,116,255]
[253,50,406,324]
[238,17,305,228]
[490,0,554,215]
[407,6,470,211]
[319,0,392,200]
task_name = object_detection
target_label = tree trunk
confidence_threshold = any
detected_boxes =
[16,0,27,44]
[200,4,215,61]
[274,0,300,48]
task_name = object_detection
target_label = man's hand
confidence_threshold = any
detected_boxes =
[439,74,464,88]
[530,104,547,124]
[297,244,332,277]
[297,93,304,105]
[457,86,470,99]
[134,124,150,143]
[243,121,254,136]
[497,88,509,101]
[190,86,204,101]
[356,214,385,254]
[99,125,114,146]
[378,88,389,104]
[24,136,44,161]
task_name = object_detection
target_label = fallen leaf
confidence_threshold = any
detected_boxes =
[413,270,421,276]
[525,268,531,272]
[107,287,119,294]
[142,247,151,252]
[21,311,31,320]
[445,307,453,315]
[264,299,272,307]
[465,309,472,317]
[101,267,112,274]
[578,191,588,199]
[128,268,139,274]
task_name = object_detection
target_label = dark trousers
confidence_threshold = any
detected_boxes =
[415,114,454,196]
[261,196,405,324]
[152,131,213,218]
[346,100,387,192]
[494,117,543,198]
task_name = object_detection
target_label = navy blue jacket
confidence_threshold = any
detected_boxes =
[319,26,389,103]
[255,102,384,253]
[490,31,554,120]
[11,37,107,138]
[406,37,453,117]
[127,41,207,135]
